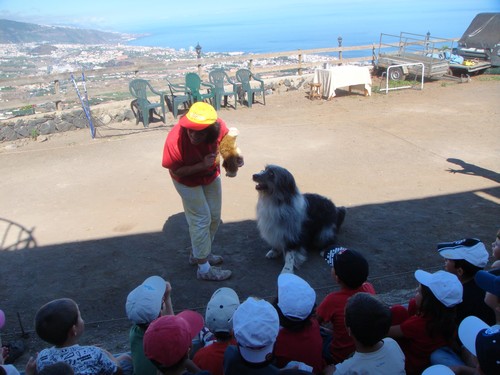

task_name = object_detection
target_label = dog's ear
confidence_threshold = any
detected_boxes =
[275,168,298,197]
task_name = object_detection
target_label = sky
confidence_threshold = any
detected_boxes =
[1,0,499,53]
[1,0,336,31]
[1,0,499,33]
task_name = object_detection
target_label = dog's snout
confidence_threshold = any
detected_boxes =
[252,170,265,181]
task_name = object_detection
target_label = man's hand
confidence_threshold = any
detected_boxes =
[202,153,217,168]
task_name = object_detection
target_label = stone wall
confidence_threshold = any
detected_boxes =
[0,75,312,142]
[0,105,136,142]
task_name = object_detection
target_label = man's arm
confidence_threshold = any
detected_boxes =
[171,153,216,177]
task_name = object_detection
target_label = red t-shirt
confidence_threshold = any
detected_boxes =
[193,338,236,375]
[162,118,229,187]
[274,318,326,374]
[316,282,376,364]
[398,315,451,375]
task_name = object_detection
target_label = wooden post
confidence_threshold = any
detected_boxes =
[338,36,343,62]
[298,50,303,76]
[196,43,202,76]
[54,80,61,111]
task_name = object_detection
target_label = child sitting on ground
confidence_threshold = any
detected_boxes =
[456,315,500,375]
[193,288,240,375]
[447,268,500,374]
[126,275,173,375]
[224,297,290,375]
[388,270,463,375]
[222,297,311,375]
[437,238,495,326]
[273,273,325,374]
[316,247,375,364]
[429,238,495,368]
[126,275,204,375]
[325,292,405,375]
[143,312,209,375]
[35,298,132,375]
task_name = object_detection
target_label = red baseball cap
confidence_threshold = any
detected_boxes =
[143,310,204,367]
[178,102,218,130]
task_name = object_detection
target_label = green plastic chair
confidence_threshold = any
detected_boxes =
[129,79,166,127]
[185,73,215,104]
[208,68,238,110]
[235,69,266,108]
[165,78,192,119]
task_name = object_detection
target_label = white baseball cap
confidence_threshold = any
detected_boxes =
[126,276,166,324]
[277,273,316,320]
[414,270,463,307]
[421,365,454,375]
[437,238,489,268]
[205,287,240,333]
[233,297,279,363]
[458,315,490,356]
[459,317,500,374]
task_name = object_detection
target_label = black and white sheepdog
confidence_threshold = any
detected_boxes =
[253,165,346,273]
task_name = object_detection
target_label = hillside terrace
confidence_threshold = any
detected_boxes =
[0,42,372,118]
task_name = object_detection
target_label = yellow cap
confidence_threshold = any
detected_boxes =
[179,102,218,130]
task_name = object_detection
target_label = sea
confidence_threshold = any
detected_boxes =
[125,1,500,54]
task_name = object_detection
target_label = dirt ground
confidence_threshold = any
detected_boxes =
[1,76,499,370]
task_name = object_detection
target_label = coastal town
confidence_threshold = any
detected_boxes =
[0,41,347,119]
[0,37,374,144]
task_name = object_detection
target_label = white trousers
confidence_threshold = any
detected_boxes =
[172,177,222,259]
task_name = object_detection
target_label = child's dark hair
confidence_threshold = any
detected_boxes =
[419,285,457,340]
[272,298,313,331]
[38,362,75,375]
[452,259,483,278]
[213,331,232,341]
[344,293,391,347]
[35,298,79,346]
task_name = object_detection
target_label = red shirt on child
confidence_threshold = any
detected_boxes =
[398,315,451,375]
[274,318,326,374]
[316,282,376,363]
[193,338,237,375]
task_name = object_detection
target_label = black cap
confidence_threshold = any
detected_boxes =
[324,247,369,289]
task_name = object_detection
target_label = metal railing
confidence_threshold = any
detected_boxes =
[0,43,380,111]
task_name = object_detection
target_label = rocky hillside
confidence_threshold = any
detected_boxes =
[0,19,134,44]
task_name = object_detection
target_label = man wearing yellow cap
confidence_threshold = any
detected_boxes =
[162,102,243,281]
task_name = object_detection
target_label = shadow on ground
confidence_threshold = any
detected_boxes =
[1,186,498,354]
